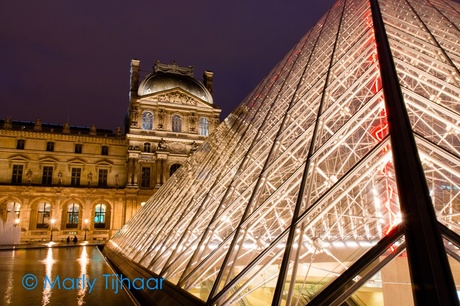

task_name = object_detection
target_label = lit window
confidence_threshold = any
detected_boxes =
[7,202,21,219]
[199,118,209,136]
[172,115,182,132]
[142,112,154,130]
[94,204,106,228]
[66,203,79,228]
[37,203,51,228]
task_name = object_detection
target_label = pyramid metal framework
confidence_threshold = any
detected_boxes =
[106,0,460,304]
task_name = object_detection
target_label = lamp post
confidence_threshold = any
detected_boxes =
[83,219,89,241]
[49,218,56,241]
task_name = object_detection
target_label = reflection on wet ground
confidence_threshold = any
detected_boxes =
[0,245,138,306]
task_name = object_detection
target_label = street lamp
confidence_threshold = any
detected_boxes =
[83,219,89,241]
[49,218,56,241]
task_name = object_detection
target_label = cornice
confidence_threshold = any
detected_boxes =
[125,133,205,144]
[0,129,127,144]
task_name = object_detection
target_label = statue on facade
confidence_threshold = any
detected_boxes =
[33,119,42,131]
[130,105,138,127]
[158,138,167,150]
[89,125,97,136]
[87,172,93,186]
[158,109,165,129]
[3,117,12,129]
[212,115,220,127]
[189,113,197,132]
[58,171,63,185]
[190,141,198,152]
[26,169,33,184]
[63,122,71,133]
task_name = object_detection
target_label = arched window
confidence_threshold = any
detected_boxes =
[37,203,51,228]
[170,164,181,177]
[7,202,21,220]
[172,115,182,132]
[199,117,209,136]
[94,204,106,229]
[66,203,79,228]
[142,111,154,130]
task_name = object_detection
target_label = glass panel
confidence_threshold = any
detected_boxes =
[444,239,460,298]
[217,236,288,305]
[339,250,414,306]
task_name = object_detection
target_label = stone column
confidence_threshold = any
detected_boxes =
[128,158,134,185]
[127,153,139,187]
[133,158,139,186]
[155,152,168,188]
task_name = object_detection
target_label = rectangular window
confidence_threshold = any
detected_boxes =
[101,146,108,155]
[42,166,53,185]
[71,168,81,186]
[98,169,108,187]
[94,204,106,229]
[141,167,151,187]
[199,118,209,136]
[75,144,82,154]
[16,139,25,150]
[46,142,54,152]
[172,115,182,132]
[12,165,24,184]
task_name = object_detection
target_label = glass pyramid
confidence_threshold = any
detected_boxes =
[105,0,460,304]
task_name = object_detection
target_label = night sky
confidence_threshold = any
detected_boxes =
[2,1,458,131]
[1,1,335,130]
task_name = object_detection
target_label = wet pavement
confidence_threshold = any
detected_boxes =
[0,243,139,306]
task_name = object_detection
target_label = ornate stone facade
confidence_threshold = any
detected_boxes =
[0,60,221,242]
[125,60,221,206]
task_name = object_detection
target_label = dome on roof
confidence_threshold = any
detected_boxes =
[137,69,213,104]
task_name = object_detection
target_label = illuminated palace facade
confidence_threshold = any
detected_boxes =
[0,60,221,242]
[105,0,460,305]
